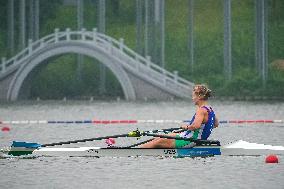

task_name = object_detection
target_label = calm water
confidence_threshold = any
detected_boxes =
[0,100,284,189]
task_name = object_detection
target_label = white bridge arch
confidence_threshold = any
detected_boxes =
[0,28,194,101]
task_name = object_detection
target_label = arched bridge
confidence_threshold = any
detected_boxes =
[0,28,194,101]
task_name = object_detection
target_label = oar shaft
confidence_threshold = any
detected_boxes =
[41,134,129,147]
[41,127,182,147]
[124,139,155,148]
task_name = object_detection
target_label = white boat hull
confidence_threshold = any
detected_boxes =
[221,140,284,156]
[1,140,284,157]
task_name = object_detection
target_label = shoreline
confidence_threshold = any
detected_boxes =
[0,95,284,105]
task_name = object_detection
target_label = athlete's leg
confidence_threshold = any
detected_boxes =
[140,133,177,148]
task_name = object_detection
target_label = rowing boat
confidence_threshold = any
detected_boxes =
[1,140,284,158]
[1,128,284,158]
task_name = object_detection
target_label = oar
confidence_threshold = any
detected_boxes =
[12,133,138,149]
[9,127,183,154]
[9,132,136,156]
[40,127,185,147]
[41,133,132,147]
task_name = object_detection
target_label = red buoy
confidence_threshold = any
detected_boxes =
[265,154,279,163]
[1,126,10,132]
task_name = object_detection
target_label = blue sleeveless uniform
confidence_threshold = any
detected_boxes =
[175,106,216,147]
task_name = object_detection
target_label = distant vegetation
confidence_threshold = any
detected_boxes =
[0,0,283,99]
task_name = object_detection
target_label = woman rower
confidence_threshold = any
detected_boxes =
[140,84,219,148]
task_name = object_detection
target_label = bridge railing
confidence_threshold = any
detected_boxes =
[0,29,70,76]
[1,28,194,96]
[89,30,193,91]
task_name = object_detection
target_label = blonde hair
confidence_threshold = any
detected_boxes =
[193,84,212,100]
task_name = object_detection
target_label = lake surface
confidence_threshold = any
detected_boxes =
[0,100,284,189]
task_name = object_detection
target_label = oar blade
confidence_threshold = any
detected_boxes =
[8,141,41,156]
[12,141,41,148]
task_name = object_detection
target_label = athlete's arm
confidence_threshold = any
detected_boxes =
[214,116,219,128]
[181,108,206,131]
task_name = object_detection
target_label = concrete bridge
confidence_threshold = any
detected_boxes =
[0,28,194,101]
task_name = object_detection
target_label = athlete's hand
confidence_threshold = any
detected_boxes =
[180,125,189,130]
